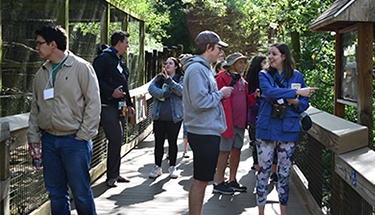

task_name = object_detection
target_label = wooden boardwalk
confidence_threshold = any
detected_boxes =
[72,130,311,215]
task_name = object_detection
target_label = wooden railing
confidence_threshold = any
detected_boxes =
[0,82,154,215]
[291,106,375,215]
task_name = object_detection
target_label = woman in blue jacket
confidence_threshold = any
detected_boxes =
[255,43,318,215]
[148,57,184,179]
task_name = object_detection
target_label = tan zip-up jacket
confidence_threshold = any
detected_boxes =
[27,51,101,143]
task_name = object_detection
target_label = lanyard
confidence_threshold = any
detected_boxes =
[45,54,68,89]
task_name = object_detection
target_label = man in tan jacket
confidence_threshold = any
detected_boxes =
[27,25,100,215]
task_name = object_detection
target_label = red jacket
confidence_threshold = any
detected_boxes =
[216,71,257,139]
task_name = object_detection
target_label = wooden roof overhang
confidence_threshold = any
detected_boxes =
[309,0,375,32]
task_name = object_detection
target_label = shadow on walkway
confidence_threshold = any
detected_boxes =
[71,130,311,215]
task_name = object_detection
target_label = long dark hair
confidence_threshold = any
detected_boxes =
[268,43,295,80]
[244,55,266,92]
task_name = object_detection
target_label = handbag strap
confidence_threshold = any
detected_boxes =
[270,71,285,88]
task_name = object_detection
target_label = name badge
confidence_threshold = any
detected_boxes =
[277,98,284,104]
[117,63,123,73]
[291,83,301,89]
[44,88,54,100]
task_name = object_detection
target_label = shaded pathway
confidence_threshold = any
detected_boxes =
[72,130,311,215]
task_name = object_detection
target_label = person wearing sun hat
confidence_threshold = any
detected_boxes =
[181,30,233,215]
[214,52,260,195]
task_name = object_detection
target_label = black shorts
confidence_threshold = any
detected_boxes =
[188,132,220,182]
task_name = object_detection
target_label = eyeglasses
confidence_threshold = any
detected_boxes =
[36,41,47,47]
[215,45,223,52]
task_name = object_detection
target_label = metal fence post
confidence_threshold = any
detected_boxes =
[0,120,10,215]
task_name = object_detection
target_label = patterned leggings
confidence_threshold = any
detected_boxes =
[256,138,296,206]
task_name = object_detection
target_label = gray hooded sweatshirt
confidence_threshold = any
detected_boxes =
[181,55,227,136]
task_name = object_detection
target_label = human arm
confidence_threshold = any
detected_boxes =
[148,76,168,99]
[75,64,101,141]
[92,55,116,100]
[185,66,226,111]
[164,76,183,96]
[215,73,234,98]
[27,76,42,144]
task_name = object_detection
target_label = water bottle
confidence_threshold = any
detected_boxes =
[30,143,42,168]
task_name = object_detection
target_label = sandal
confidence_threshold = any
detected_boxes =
[117,176,130,183]
[107,178,117,187]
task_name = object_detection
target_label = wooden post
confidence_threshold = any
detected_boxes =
[122,14,129,33]
[138,20,146,86]
[177,44,184,58]
[0,1,2,117]
[56,0,69,46]
[0,121,10,215]
[356,23,373,149]
[334,29,345,118]
[171,46,177,58]
[152,49,158,78]
[122,14,129,63]
[100,4,110,45]
[162,46,169,63]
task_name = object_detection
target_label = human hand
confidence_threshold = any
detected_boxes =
[296,87,319,97]
[127,106,135,117]
[112,86,126,98]
[163,90,172,98]
[28,142,41,158]
[286,98,299,107]
[74,136,83,141]
[220,86,233,98]
[162,68,169,79]
[254,88,261,98]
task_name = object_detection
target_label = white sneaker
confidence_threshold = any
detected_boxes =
[149,165,162,178]
[168,166,178,179]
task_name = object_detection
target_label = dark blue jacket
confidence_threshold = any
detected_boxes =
[92,48,133,107]
[256,70,309,142]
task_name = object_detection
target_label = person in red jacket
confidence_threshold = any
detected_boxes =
[213,52,260,194]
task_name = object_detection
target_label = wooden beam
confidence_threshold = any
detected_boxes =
[335,147,375,207]
[334,28,345,118]
[100,4,110,45]
[56,0,69,42]
[306,107,368,154]
[356,23,373,149]
[138,21,145,86]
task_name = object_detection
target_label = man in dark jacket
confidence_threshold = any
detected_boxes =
[93,31,135,187]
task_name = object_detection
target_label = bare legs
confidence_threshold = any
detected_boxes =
[189,179,208,215]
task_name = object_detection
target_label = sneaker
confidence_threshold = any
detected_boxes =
[183,150,189,158]
[149,165,162,178]
[168,166,178,179]
[226,180,247,192]
[270,173,278,183]
[213,182,234,195]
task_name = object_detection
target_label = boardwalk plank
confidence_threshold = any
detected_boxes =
[71,130,311,215]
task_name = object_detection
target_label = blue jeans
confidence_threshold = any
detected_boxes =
[41,131,97,215]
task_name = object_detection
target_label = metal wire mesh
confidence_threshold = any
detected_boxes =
[294,133,375,215]
[9,144,48,215]
[9,98,153,214]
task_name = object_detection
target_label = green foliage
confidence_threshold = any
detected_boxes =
[114,0,171,51]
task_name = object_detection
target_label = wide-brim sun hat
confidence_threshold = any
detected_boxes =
[195,30,228,48]
[223,52,249,68]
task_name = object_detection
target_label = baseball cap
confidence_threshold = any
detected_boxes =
[195,31,228,48]
[223,52,249,68]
